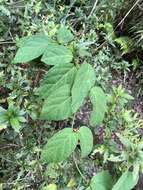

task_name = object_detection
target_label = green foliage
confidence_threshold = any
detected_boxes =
[78,126,93,157]
[38,63,77,98]
[41,128,78,163]
[71,63,95,113]
[112,171,138,190]
[57,25,74,44]
[0,104,26,132]
[1,0,143,189]
[41,44,73,65]
[40,85,72,120]
[41,126,93,163]
[14,33,73,66]
[90,86,107,126]
[13,35,54,63]
[86,170,113,190]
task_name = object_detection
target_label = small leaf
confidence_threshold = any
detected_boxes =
[38,63,77,98]
[14,34,54,63]
[72,63,95,113]
[10,117,21,133]
[41,45,73,65]
[40,85,72,120]
[112,171,139,190]
[78,126,93,157]
[41,128,78,163]
[89,86,107,126]
[57,25,74,44]
[86,170,113,190]
[67,178,76,188]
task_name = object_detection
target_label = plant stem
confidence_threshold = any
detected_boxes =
[72,153,87,182]
[88,0,98,19]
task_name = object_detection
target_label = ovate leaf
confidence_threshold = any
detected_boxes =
[112,171,139,190]
[90,86,107,126]
[72,63,95,113]
[78,126,93,157]
[40,85,72,120]
[14,34,54,63]
[39,63,77,98]
[57,26,74,44]
[41,128,78,163]
[41,45,73,65]
[86,170,113,190]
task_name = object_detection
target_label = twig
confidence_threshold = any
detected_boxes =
[0,41,15,44]
[73,153,87,182]
[88,0,98,19]
[116,0,141,29]
[0,143,20,149]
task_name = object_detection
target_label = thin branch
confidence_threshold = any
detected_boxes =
[116,0,141,29]
[94,0,141,52]
[0,41,15,44]
[73,153,87,182]
[88,0,98,19]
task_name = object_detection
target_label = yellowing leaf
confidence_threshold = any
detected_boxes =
[67,178,76,188]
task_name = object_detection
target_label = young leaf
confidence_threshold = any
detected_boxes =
[41,45,73,65]
[57,25,74,44]
[78,126,93,157]
[38,63,77,98]
[40,85,72,120]
[86,170,113,190]
[72,63,95,113]
[112,171,139,190]
[89,86,107,126]
[14,34,54,63]
[41,128,78,163]
[10,117,21,133]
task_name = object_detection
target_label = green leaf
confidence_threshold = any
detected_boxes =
[57,25,74,44]
[72,63,95,113]
[10,117,21,133]
[38,63,77,98]
[41,128,78,163]
[41,45,73,65]
[40,85,72,120]
[89,86,107,126]
[86,170,113,190]
[78,126,93,157]
[14,34,54,63]
[112,171,139,190]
